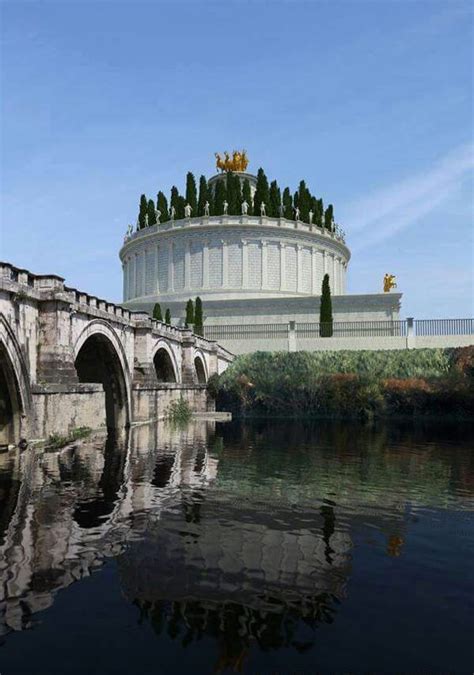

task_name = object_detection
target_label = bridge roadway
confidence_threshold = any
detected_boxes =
[0,262,233,444]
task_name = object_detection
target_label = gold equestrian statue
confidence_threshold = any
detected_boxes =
[215,149,249,173]
[383,273,397,293]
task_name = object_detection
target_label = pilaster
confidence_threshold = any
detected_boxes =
[184,240,191,289]
[203,240,209,288]
[222,240,228,287]
[168,241,174,292]
[261,240,268,288]
[279,242,286,291]
[242,240,248,287]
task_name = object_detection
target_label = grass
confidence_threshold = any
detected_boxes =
[45,426,92,450]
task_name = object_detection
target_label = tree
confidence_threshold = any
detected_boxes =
[147,199,157,226]
[242,179,252,213]
[177,196,186,220]
[157,191,169,222]
[319,274,333,337]
[197,175,208,216]
[324,204,334,231]
[138,194,148,229]
[185,299,194,327]
[170,186,180,219]
[253,168,270,216]
[282,187,293,220]
[269,180,281,218]
[213,178,226,215]
[165,308,171,325]
[185,172,197,216]
[226,172,242,214]
[152,303,163,321]
[194,296,203,336]
[297,180,311,223]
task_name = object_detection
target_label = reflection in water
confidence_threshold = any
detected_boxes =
[0,420,473,673]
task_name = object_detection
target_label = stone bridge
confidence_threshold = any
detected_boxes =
[0,262,233,445]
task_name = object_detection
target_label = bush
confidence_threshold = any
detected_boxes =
[214,348,474,420]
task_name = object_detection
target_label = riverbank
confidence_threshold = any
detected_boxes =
[210,347,474,420]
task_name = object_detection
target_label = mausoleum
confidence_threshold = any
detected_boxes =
[119,154,401,331]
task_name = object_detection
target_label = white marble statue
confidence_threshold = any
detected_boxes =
[204,201,210,216]
[144,213,149,227]
[279,203,285,217]
[260,201,266,216]
[184,203,192,218]
[127,224,133,237]
[136,218,140,231]
[170,206,176,221]
[241,200,249,215]
[309,210,314,225]
[155,209,161,224]
[223,200,228,215]
[294,206,300,220]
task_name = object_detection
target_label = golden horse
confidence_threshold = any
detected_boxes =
[383,274,397,293]
[215,149,249,172]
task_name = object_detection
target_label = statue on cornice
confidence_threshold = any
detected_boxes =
[260,202,266,216]
[241,200,249,215]
[223,200,228,215]
[309,210,314,225]
[184,203,192,218]
[204,201,210,216]
[155,209,161,224]
[170,206,176,221]
[294,206,300,221]
[383,274,397,293]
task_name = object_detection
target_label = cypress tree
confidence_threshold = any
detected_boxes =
[147,199,157,226]
[138,194,148,229]
[165,308,171,325]
[253,168,270,216]
[226,172,237,214]
[177,196,186,220]
[319,274,333,337]
[242,179,252,213]
[213,179,226,215]
[157,191,169,222]
[269,180,281,218]
[152,303,163,321]
[185,299,194,327]
[194,296,203,336]
[185,172,197,215]
[316,198,324,226]
[170,186,180,219]
[282,187,293,220]
[233,173,242,214]
[297,180,311,223]
[324,204,334,231]
[197,175,209,216]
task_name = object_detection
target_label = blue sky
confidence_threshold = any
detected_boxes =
[1,0,473,317]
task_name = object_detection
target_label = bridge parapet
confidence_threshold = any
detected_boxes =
[0,262,234,443]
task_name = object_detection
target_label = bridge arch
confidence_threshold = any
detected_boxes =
[152,341,180,384]
[73,320,131,429]
[0,316,31,445]
[193,349,208,384]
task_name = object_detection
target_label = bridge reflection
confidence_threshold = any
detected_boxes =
[0,420,472,668]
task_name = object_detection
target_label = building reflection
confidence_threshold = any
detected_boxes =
[0,419,472,666]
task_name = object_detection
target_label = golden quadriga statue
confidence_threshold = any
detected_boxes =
[215,150,249,173]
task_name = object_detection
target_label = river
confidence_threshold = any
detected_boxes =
[0,420,473,674]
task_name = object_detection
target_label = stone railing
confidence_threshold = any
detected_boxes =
[203,318,474,354]
[122,215,347,247]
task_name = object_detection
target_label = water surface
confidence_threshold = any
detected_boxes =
[0,421,473,674]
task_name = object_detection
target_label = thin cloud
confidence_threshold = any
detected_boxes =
[342,143,474,251]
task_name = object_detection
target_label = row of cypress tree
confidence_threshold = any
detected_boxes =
[152,297,204,336]
[137,169,335,230]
